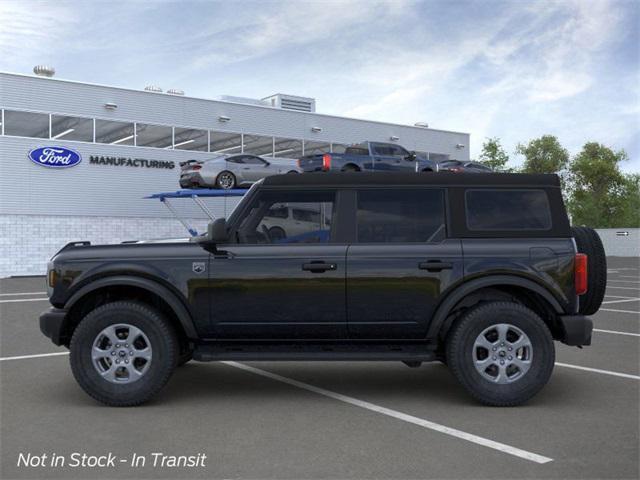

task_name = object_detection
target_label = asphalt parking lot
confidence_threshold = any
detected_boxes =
[1,257,638,479]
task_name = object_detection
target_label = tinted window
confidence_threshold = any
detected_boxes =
[237,191,334,244]
[466,189,552,230]
[226,156,244,164]
[174,127,208,151]
[357,189,445,243]
[136,123,172,148]
[4,110,49,138]
[95,119,134,145]
[51,114,93,142]
[242,155,266,165]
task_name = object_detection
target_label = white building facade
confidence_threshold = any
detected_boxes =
[0,72,470,277]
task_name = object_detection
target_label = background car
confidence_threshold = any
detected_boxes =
[260,204,332,242]
[180,154,300,189]
[437,160,493,173]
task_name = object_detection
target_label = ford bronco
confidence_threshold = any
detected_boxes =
[40,173,606,406]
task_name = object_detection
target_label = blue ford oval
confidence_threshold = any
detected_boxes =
[28,146,82,168]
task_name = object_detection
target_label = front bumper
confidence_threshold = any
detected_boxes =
[39,307,68,346]
[558,315,593,346]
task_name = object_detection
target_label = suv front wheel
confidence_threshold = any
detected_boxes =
[69,301,178,406]
[446,301,555,406]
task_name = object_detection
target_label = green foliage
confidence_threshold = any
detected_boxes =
[479,137,510,171]
[567,142,638,227]
[516,135,569,174]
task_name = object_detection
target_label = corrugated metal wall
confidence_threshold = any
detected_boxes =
[595,229,640,257]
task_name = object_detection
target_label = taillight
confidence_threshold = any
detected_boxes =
[451,167,463,173]
[297,159,301,168]
[322,154,332,171]
[575,253,588,295]
[192,165,202,170]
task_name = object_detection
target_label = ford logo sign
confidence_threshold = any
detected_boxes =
[28,146,82,168]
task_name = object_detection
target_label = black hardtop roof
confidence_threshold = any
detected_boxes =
[262,172,561,188]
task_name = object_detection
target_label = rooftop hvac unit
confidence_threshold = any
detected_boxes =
[262,94,316,113]
[167,89,185,95]
[144,85,163,93]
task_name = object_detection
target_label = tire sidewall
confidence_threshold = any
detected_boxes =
[70,302,177,405]
[447,303,555,405]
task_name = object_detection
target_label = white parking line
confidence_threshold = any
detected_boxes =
[600,308,640,315]
[602,297,640,305]
[0,292,46,296]
[0,352,69,362]
[608,280,640,284]
[606,285,640,291]
[0,297,49,304]
[223,361,553,464]
[556,363,640,380]
[593,328,640,337]
[618,275,640,279]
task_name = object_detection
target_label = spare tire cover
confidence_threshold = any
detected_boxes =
[571,226,607,315]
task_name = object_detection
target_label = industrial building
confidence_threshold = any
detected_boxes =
[0,69,470,277]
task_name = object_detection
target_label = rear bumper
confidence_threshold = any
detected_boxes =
[558,315,593,346]
[39,307,68,346]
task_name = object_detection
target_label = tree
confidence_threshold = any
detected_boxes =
[566,142,636,227]
[516,135,569,174]
[478,137,510,171]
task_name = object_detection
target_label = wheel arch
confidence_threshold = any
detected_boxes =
[427,275,565,343]
[342,163,361,171]
[63,276,198,346]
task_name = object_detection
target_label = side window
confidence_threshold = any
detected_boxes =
[390,145,410,157]
[237,191,335,244]
[226,156,244,164]
[242,155,266,165]
[465,189,552,230]
[356,189,446,243]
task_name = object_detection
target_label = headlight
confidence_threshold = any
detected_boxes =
[47,269,58,288]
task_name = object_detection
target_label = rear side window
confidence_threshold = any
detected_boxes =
[357,189,446,243]
[465,189,551,230]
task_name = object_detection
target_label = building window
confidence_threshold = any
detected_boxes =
[273,137,303,158]
[95,119,135,145]
[50,114,93,142]
[331,143,348,154]
[303,140,331,155]
[173,127,208,151]
[3,110,49,138]
[210,131,243,154]
[243,134,274,156]
[135,123,173,148]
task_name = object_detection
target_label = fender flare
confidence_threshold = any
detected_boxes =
[426,275,565,340]
[65,275,198,339]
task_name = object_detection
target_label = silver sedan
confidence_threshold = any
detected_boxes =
[179,154,300,189]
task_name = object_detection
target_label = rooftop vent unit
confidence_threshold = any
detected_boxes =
[33,65,55,77]
[414,122,429,128]
[167,89,184,96]
[262,94,316,113]
[217,95,270,107]
[144,85,163,93]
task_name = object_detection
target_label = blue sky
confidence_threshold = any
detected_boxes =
[1,0,638,171]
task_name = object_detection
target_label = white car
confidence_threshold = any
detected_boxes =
[180,154,300,189]
[259,204,332,242]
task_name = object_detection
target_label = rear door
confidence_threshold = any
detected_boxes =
[346,188,463,338]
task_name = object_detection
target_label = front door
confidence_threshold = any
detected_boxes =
[207,189,348,339]
[346,188,464,338]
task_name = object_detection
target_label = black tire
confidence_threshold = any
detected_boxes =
[287,170,298,174]
[446,302,555,406]
[69,301,178,407]
[571,226,607,315]
[215,171,236,189]
[341,165,359,172]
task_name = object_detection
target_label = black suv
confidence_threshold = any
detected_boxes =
[40,173,606,407]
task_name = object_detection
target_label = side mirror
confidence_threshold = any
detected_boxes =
[264,161,271,167]
[209,218,229,243]
[407,151,417,161]
[193,218,228,244]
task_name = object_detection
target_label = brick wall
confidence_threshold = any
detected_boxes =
[0,214,210,278]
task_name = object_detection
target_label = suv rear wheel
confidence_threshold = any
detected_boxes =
[69,301,178,406]
[446,301,554,406]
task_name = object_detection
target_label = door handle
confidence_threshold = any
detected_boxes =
[418,261,453,272]
[302,262,337,273]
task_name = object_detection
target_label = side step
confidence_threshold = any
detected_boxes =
[193,342,437,362]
